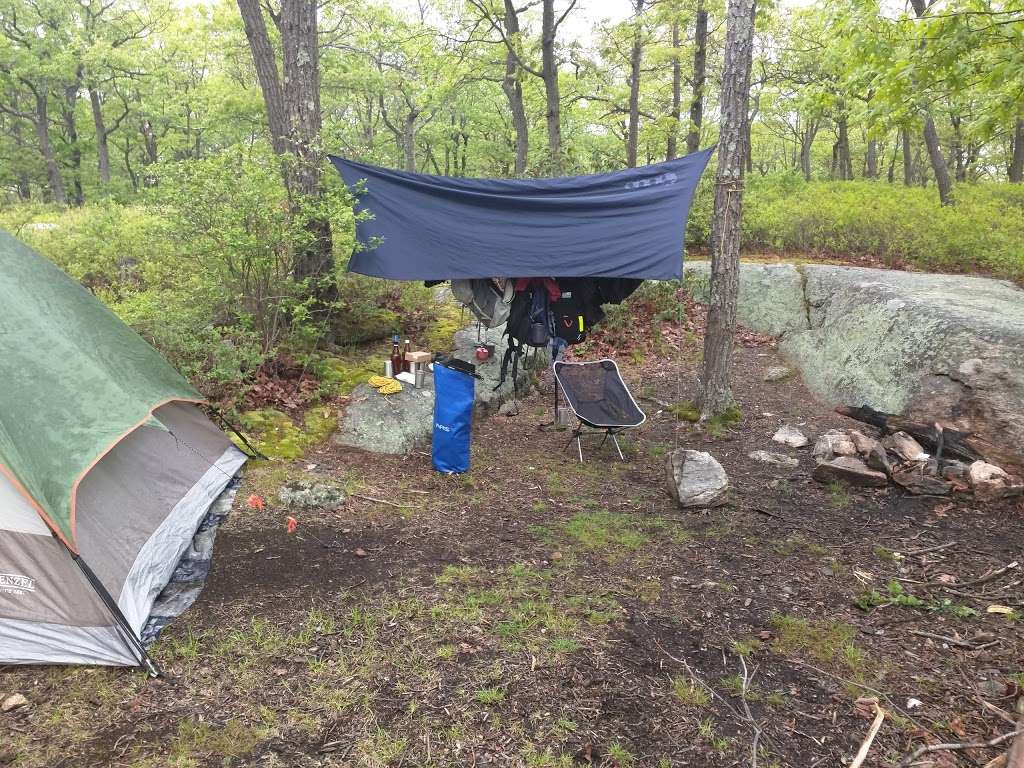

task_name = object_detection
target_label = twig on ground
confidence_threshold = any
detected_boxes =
[1006,698,1024,768]
[849,699,886,768]
[926,561,1019,589]
[910,629,981,649]
[978,698,1018,726]
[352,494,415,509]
[903,541,957,557]
[896,729,1024,768]
[739,654,763,768]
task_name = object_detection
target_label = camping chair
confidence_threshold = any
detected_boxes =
[553,359,647,462]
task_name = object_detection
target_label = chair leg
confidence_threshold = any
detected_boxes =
[577,435,584,463]
[611,434,625,461]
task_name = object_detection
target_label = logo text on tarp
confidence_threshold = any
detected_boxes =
[0,573,36,595]
[624,172,678,190]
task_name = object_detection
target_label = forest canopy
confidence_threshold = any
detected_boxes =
[1,0,1022,398]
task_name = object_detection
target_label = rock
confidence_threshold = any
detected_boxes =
[278,478,347,510]
[813,430,857,463]
[936,459,969,481]
[748,450,799,468]
[881,431,928,462]
[967,460,1021,502]
[497,399,521,417]
[848,430,879,456]
[684,262,811,337]
[1,693,28,712]
[452,324,548,414]
[772,425,808,448]
[866,444,893,475]
[763,366,793,383]
[334,382,435,455]
[666,449,730,508]
[890,466,951,496]
[812,457,888,488]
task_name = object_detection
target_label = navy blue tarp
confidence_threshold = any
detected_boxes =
[330,147,714,281]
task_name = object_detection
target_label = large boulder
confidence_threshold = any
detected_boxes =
[334,380,435,455]
[685,262,1024,475]
[452,323,549,413]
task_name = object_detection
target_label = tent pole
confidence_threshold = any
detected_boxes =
[72,554,163,677]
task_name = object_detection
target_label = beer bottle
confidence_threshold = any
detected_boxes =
[403,339,412,372]
[390,335,403,378]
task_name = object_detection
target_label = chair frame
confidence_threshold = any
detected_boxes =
[552,359,646,463]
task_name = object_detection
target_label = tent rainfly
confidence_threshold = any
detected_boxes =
[0,231,246,670]
[331,147,715,281]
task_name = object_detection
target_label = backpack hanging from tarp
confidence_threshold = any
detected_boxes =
[432,361,475,474]
[451,278,514,328]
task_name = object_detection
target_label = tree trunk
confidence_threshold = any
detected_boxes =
[1009,117,1023,183]
[865,138,877,179]
[666,19,680,160]
[236,0,290,156]
[686,0,708,156]
[502,0,528,173]
[909,0,954,205]
[923,115,953,205]
[140,119,158,187]
[836,113,852,180]
[280,0,335,295]
[700,0,755,419]
[9,99,31,199]
[799,117,817,181]
[400,113,418,172]
[625,0,644,167]
[541,0,561,168]
[63,79,84,206]
[89,87,112,185]
[887,139,897,182]
[902,127,913,186]
[33,90,67,206]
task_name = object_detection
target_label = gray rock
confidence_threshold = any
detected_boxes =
[452,324,549,413]
[772,425,809,448]
[881,431,927,462]
[666,449,730,508]
[684,262,810,337]
[813,430,857,464]
[497,399,522,417]
[748,450,799,468]
[686,262,1024,476]
[278,478,347,510]
[335,381,436,455]
[763,366,794,383]
[848,430,879,456]
[1,693,28,712]
[812,457,888,488]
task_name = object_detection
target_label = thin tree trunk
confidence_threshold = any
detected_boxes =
[541,0,561,168]
[502,0,528,173]
[902,127,913,186]
[799,118,817,181]
[666,19,680,160]
[909,0,954,205]
[140,119,158,187]
[887,139,897,182]
[836,113,852,180]
[625,0,644,167]
[33,90,67,205]
[9,98,31,199]
[401,114,417,172]
[1008,117,1023,183]
[89,87,112,185]
[865,139,877,179]
[923,115,953,205]
[686,0,709,156]
[63,79,84,206]
[236,0,289,156]
[700,0,755,419]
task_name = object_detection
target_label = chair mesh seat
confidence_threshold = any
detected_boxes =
[553,360,646,429]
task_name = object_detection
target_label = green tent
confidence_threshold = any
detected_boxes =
[0,230,246,668]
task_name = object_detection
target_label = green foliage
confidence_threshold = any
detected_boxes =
[853,580,978,619]
[740,177,1024,281]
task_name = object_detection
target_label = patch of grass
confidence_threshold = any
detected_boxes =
[563,511,649,555]
[647,442,669,458]
[237,407,336,460]
[548,638,580,653]
[436,564,480,586]
[317,354,386,396]
[360,729,408,764]
[169,718,267,762]
[771,614,866,676]
[671,676,711,707]
[732,638,763,657]
[854,580,979,619]
[607,743,636,766]
[873,545,900,564]
[475,687,506,705]
[667,400,700,422]
[704,404,743,437]
[772,536,829,558]
[827,480,851,509]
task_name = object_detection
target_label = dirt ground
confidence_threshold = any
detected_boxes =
[2,325,1023,768]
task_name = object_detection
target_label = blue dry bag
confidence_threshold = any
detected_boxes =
[432,362,475,473]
